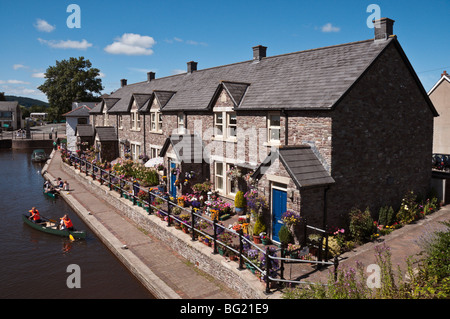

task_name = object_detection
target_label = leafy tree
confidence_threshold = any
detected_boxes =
[38,57,103,120]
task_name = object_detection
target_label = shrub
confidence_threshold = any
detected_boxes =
[253,215,267,236]
[349,207,375,244]
[278,225,293,245]
[234,191,246,208]
[378,205,395,226]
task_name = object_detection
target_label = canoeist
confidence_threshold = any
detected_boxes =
[56,178,64,189]
[60,214,74,231]
[28,207,42,223]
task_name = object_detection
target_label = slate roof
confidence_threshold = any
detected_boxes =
[75,124,95,137]
[0,101,19,111]
[63,105,92,117]
[159,134,206,163]
[252,145,335,189]
[101,38,400,114]
[95,126,118,141]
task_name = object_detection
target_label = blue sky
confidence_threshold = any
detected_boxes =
[1,0,449,102]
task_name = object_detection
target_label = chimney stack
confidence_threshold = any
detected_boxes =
[373,18,395,40]
[147,71,155,82]
[120,79,127,87]
[187,61,198,73]
[253,45,267,61]
[442,70,448,78]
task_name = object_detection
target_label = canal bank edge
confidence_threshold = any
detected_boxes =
[43,151,275,299]
[41,151,181,299]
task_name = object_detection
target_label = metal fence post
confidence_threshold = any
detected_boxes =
[265,247,271,293]
[238,229,244,270]
[167,199,172,227]
[212,218,218,255]
[190,208,196,241]
[333,256,339,282]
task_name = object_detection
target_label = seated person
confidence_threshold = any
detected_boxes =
[60,214,74,231]
[28,207,42,223]
[63,180,70,191]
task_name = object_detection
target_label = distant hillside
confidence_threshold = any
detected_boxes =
[5,95,49,108]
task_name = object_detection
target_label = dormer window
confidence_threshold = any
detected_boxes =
[131,110,141,131]
[268,112,280,143]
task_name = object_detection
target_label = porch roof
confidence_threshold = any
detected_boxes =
[159,134,206,163]
[94,126,118,141]
[75,124,94,137]
[252,145,335,189]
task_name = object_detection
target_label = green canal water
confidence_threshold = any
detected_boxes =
[0,148,154,299]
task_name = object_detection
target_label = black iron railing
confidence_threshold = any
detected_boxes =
[63,150,338,292]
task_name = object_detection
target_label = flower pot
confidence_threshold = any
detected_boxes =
[235,207,244,214]
[253,235,262,244]
[262,238,271,245]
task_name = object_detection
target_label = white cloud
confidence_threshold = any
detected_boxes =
[34,19,55,32]
[321,23,340,33]
[0,79,31,84]
[38,38,92,50]
[171,69,186,75]
[165,37,207,46]
[104,33,156,56]
[32,73,46,78]
[13,64,28,70]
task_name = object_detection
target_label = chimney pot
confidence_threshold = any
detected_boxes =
[252,45,267,61]
[147,71,155,82]
[442,70,448,78]
[120,79,127,87]
[373,17,395,40]
[187,61,198,73]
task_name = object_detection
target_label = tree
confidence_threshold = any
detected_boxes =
[38,57,103,120]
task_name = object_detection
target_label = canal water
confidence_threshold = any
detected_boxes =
[0,148,154,299]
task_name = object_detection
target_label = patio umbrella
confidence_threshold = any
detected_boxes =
[144,157,163,168]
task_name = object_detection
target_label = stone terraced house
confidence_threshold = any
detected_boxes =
[86,18,438,242]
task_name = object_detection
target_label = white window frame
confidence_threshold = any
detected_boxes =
[268,112,281,144]
[130,142,141,161]
[215,162,224,193]
[177,112,185,134]
[118,115,123,130]
[227,112,237,140]
[214,112,224,137]
[150,111,163,133]
[131,110,141,131]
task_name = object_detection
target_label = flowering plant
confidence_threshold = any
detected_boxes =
[281,210,301,227]
[244,189,267,214]
[227,166,242,181]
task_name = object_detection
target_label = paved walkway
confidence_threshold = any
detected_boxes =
[43,150,242,299]
[43,149,450,297]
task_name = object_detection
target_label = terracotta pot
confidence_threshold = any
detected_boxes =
[253,235,262,244]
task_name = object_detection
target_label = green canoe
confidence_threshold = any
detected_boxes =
[22,214,86,239]
[43,189,58,199]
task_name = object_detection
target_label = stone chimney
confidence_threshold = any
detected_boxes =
[442,70,449,78]
[147,71,155,82]
[120,79,127,87]
[253,45,267,61]
[187,61,198,73]
[373,18,395,40]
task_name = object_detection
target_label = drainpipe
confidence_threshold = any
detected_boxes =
[142,113,146,154]
[323,186,330,230]
[281,108,288,146]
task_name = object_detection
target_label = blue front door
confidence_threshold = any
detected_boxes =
[170,161,177,198]
[272,188,287,242]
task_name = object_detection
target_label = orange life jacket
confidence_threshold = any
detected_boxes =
[62,217,73,229]
[29,209,40,221]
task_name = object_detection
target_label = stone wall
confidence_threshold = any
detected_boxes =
[60,160,266,298]
[326,43,434,227]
